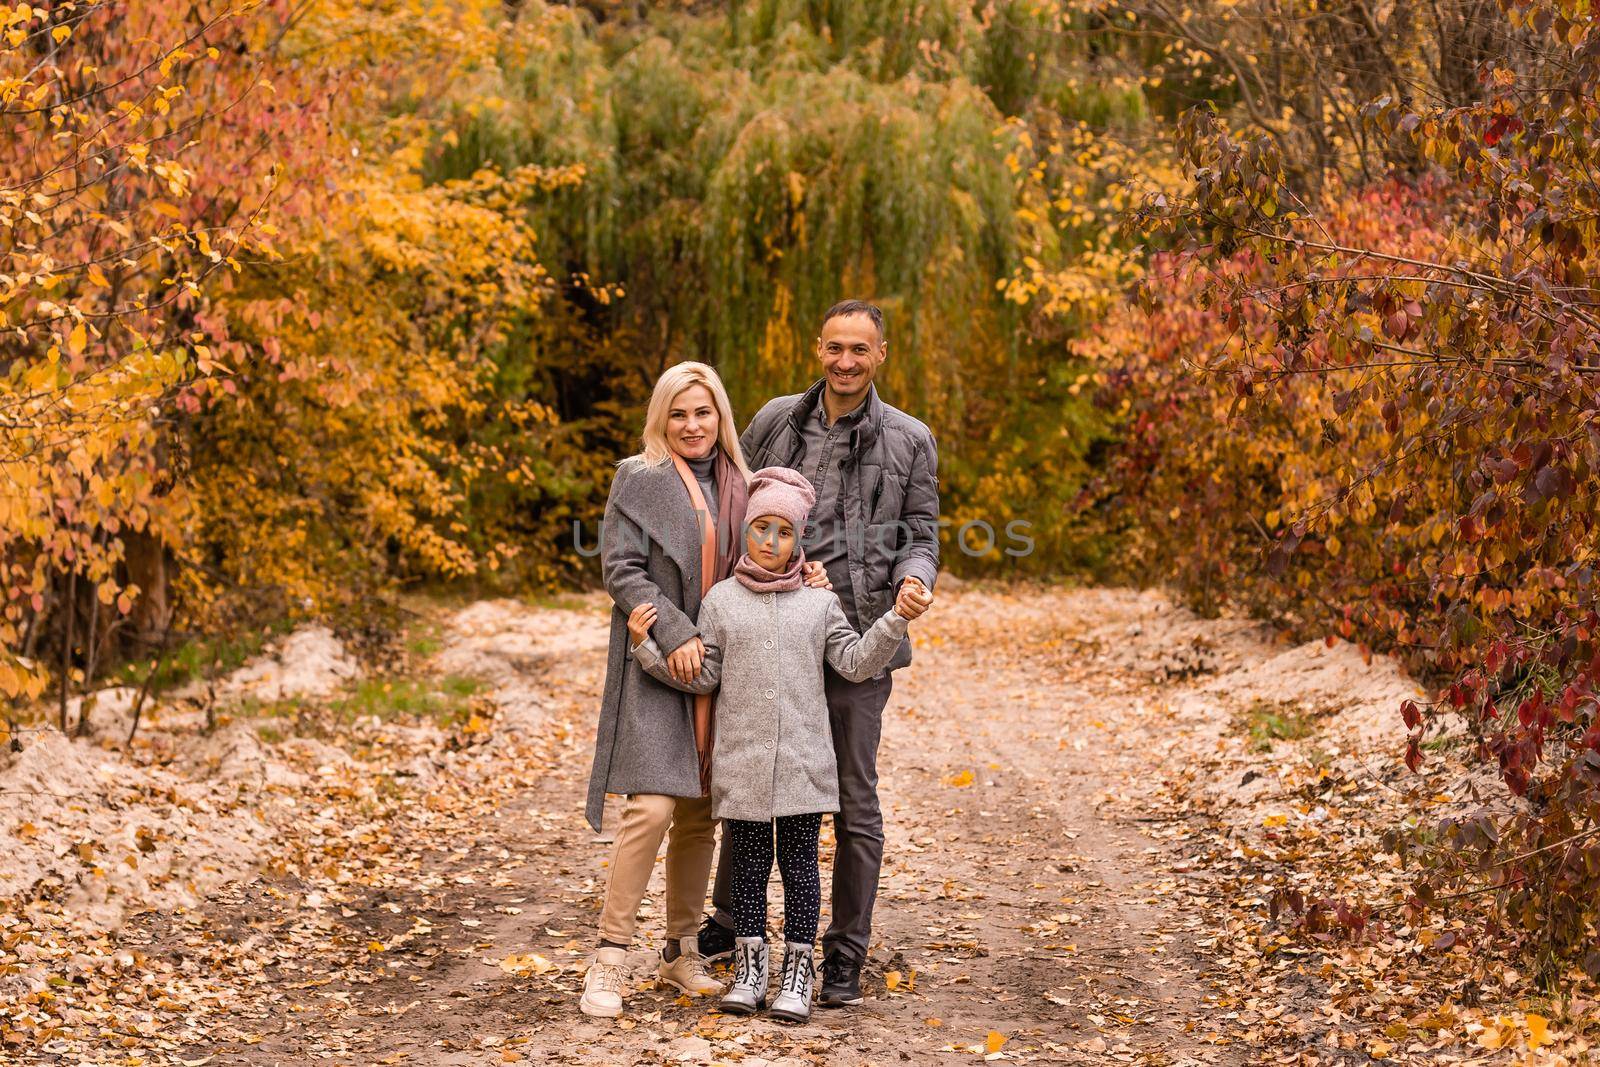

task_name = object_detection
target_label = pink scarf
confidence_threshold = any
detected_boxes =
[734,548,807,593]
[670,450,747,796]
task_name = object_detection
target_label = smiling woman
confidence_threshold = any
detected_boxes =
[580,361,754,1017]
[668,387,718,458]
[639,364,747,471]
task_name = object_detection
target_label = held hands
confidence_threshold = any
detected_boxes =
[627,601,705,684]
[626,602,657,645]
[667,636,706,685]
[895,576,934,621]
[802,560,832,590]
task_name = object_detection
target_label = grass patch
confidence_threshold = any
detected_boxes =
[519,589,602,613]
[237,696,309,720]
[1421,730,1465,753]
[438,674,481,698]
[405,632,443,659]
[400,614,447,661]
[113,619,295,693]
[1239,698,1316,751]
[328,674,484,727]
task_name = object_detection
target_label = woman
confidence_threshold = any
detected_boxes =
[580,362,826,1018]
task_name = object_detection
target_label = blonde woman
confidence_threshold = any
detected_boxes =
[580,361,828,1017]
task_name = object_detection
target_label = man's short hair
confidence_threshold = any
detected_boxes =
[821,299,885,342]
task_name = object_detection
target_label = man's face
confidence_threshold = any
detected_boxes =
[817,312,886,403]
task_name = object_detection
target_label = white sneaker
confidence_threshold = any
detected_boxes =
[579,946,628,1017]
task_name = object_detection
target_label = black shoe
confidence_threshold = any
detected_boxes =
[818,952,863,1007]
[697,915,735,963]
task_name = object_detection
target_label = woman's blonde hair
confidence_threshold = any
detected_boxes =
[637,361,751,480]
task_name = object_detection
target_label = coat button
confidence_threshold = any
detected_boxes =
[763,640,774,650]
[764,688,776,699]
[766,740,774,749]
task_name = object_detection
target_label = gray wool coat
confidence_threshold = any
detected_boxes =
[584,456,723,832]
[632,580,909,823]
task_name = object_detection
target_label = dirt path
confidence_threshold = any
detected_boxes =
[104,585,1264,1067]
[23,582,1464,1064]
[15,581,1568,1063]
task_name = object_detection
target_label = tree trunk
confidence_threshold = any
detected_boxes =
[57,567,76,733]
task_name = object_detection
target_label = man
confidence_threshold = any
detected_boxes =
[698,299,940,1007]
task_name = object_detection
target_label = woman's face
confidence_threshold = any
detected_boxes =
[666,384,718,460]
[746,515,796,571]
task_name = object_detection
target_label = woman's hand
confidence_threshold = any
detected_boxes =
[626,602,658,645]
[667,636,706,684]
[894,577,933,621]
[802,560,833,590]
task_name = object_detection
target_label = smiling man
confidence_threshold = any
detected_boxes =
[697,300,941,1007]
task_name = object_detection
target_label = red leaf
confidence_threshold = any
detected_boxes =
[1401,699,1422,730]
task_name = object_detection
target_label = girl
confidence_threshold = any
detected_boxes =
[626,467,932,1023]
[581,364,829,1019]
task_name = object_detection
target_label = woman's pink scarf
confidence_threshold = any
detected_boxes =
[734,547,806,593]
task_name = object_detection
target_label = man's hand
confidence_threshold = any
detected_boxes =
[894,576,933,621]
[667,636,706,685]
[626,602,657,645]
[802,560,833,590]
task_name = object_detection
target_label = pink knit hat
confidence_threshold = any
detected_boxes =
[744,467,816,531]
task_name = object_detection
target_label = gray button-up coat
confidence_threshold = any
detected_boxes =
[584,456,729,832]
[633,580,909,822]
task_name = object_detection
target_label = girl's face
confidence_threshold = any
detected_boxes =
[666,384,718,460]
[746,515,796,571]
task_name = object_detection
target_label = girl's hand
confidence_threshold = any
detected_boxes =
[627,602,658,645]
[895,577,933,621]
[802,561,833,590]
[667,636,706,684]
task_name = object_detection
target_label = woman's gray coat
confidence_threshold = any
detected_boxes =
[584,456,713,832]
[632,581,909,823]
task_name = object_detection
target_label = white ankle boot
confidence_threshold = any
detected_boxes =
[579,946,628,1017]
[658,936,723,996]
[769,942,815,1023]
[719,936,769,1015]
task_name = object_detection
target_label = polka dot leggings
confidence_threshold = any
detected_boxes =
[723,813,823,945]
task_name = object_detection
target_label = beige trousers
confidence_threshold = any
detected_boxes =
[598,793,716,945]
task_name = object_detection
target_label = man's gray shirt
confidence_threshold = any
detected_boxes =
[798,399,868,626]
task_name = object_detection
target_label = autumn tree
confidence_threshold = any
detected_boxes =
[416,0,1173,572]
[3,0,601,722]
[0,1,282,719]
[1115,0,1533,185]
[1117,0,1600,973]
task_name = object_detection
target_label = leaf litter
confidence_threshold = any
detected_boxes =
[1,585,1591,1063]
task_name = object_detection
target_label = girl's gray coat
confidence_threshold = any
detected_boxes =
[584,456,715,832]
[633,581,909,823]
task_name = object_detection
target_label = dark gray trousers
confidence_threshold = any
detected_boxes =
[712,666,893,962]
